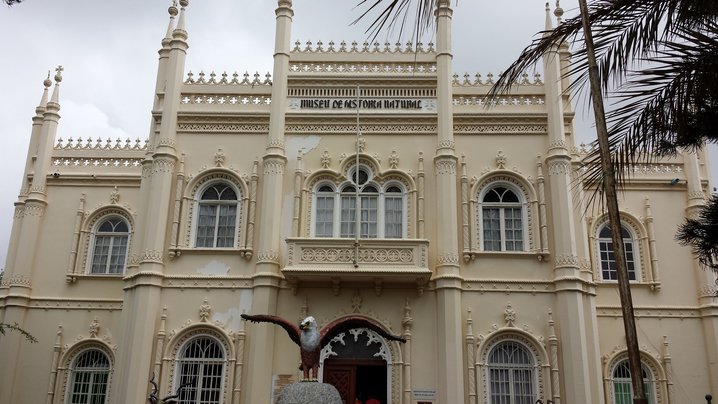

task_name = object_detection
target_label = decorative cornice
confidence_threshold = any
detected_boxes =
[0,274,32,288]
[256,250,280,264]
[140,249,164,264]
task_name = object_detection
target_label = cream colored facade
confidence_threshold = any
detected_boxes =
[1,1,717,404]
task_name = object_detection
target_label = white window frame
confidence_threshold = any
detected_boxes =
[485,339,539,404]
[596,222,641,282]
[610,359,657,404]
[173,335,227,404]
[86,215,131,275]
[65,348,112,404]
[310,174,407,239]
[478,182,528,252]
[190,181,241,249]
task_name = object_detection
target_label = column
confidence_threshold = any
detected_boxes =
[244,2,292,403]
[433,1,465,403]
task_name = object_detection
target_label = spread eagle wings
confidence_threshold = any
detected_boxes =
[240,314,301,346]
[319,316,406,347]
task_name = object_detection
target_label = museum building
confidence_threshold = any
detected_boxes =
[1,1,717,403]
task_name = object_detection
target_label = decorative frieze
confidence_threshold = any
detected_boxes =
[291,39,435,54]
[436,252,460,265]
[156,137,177,149]
[140,249,164,264]
[547,160,571,175]
[453,125,548,133]
[554,254,578,268]
[13,206,24,219]
[54,136,147,151]
[184,70,271,86]
[0,274,32,288]
[263,160,285,175]
[547,140,566,150]
[452,95,545,107]
[177,123,269,133]
[289,62,437,75]
[435,161,456,175]
[23,203,46,218]
[152,158,176,173]
[53,158,142,168]
[180,94,271,106]
[256,250,279,263]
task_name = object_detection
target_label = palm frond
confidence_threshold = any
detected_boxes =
[677,195,718,274]
[352,0,436,43]
[580,24,718,188]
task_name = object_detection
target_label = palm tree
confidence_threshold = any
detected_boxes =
[677,194,718,272]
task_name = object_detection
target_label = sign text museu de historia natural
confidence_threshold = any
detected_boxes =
[288,98,436,111]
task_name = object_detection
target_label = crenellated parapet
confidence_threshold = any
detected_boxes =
[291,40,435,54]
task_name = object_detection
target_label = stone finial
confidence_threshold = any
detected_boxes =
[54,66,64,83]
[554,0,564,22]
[44,71,52,88]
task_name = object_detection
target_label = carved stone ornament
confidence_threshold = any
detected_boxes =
[321,149,331,169]
[388,149,399,169]
[504,302,516,327]
[89,317,100,338]
[214,147,225,167]
[109,186,120,204]
[356,135,366,153]
[199,298,211,322]
[496,150,507,169]
[351,288,363,313]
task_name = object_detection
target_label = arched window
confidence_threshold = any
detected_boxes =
[611,360,656,404]
[175,336,227,404]
[597,223,638,281]
[480,186,525,252]
[312,167,406,239]
[195,183,239,248]
[67,349,111,404]
[486,341,537,404]
[90,217,130,274]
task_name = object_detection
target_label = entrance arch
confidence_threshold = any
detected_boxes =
[319,328,393,404]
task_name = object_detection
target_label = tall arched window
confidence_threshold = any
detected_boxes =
[486,341,537,404]
[597,223,638,281]
[175,336,227,404]
[611,360,656,404]
[89,217,130,274]
[66,349,111,404]
[480,185,526,252]
[195,183,239,248]
[311,167,406,239]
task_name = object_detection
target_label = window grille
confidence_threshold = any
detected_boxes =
[611,360,655,404]
[486,341,536,404]
[481,187,524,252]
[195,184,239,248]
[176,337,226,404]
[67,349,111,404]
[91,218,129,274]
[598,224,637,281]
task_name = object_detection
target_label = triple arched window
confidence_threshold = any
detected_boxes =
[486,341,537,404]
[479,185,527,252]
[610,359,656,404]
[174,336,227,404]
[312,167,406,239]
[89,217,130,275]
[66,349,112,404]
[596,223,639,282]
[193,182,240,248]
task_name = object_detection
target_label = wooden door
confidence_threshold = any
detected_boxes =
[324,364,355,404]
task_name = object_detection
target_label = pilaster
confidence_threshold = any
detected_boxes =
[244,2,292,403]
[433,1,464,403]
[113,3,188,404]
[0,68,62,404]
[684,149,718,394]
[542,5,595,402]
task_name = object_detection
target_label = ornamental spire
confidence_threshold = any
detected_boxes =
[544,2,554,32]
[36,71,51,116]
[554,0,564,25]
[49,66,63,105]
[173,0,188,41]
[164,0,178,45]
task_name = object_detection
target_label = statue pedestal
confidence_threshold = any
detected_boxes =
[277,382,342,404]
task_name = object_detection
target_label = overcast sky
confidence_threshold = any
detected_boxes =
[0,0,714,268]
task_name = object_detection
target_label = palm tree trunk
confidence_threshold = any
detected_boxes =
[576,1,648,403]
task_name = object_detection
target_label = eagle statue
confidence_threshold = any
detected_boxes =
[240,314,406,381]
